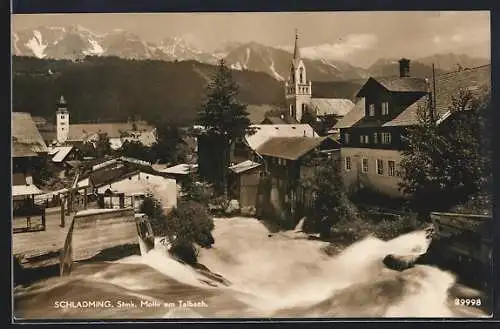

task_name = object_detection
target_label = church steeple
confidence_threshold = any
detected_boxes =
[285,29,312,123]
[293,29,300,62]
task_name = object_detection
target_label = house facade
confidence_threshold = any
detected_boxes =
[335,60,491,198]
[255,136,335,226]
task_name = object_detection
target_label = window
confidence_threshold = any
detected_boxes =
[300,67,304,83]
[382,132,392,144]
[388,160,396,177]
[368,104,375,116]
[302,103,307,113]
[382,102,389,115]
[362,158,369,173]
[345,157,352,171]
[373,132,378,144]
[360,135,369,144]
[376,159,384,175]
[344,133,350,144]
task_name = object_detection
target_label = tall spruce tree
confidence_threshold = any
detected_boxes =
[197,59,253,194]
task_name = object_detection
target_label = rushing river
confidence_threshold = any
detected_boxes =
[13,217,489,320]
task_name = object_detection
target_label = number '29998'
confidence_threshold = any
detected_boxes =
[455,298,482,307]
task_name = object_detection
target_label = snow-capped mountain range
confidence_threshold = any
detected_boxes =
[12,25,490,82]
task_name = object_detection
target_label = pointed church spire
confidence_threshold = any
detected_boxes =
[59,95,66,105]
[293,29,300,61]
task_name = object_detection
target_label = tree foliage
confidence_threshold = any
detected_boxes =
[197,59,254,194]
[118,140,156,163]
[150,122,187,164]
[301,154,358,238]
[139,194,215,264]
[94,133,112,158]
[197,59,254,142]
[399,89,491,216]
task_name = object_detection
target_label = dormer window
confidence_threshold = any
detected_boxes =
[382,102,389,115]
[368,104,375,116]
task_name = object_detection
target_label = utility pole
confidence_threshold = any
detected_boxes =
[431,63,437,122]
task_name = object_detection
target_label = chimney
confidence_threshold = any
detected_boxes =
[399,58,410,77]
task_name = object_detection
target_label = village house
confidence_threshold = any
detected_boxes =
[12,112,49,232]
[41,95,157,150]
[75,156,177,211]
[334,59,491,198]
[255,136,336,225]
[227,160,263,212]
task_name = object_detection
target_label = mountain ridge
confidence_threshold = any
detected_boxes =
[12,25,490,82]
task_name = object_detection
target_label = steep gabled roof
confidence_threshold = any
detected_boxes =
[356,76,428,97]
[257,137,326,160]
[333,98,366,129]
[12,112,48,157]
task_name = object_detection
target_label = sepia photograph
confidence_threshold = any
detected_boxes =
[11,11,492,320]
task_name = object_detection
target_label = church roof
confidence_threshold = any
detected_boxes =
[293,29,301,65]
[309,98,355,117]
[67,121,154,141]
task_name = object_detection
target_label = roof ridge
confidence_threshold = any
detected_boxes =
[436,64,491,77]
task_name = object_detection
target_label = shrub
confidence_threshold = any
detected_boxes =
[164,200,215,264]
[139,194,167,235]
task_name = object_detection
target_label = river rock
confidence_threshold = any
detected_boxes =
[383,254,417,271]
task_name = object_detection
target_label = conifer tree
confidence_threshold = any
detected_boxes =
[197,59,253,194]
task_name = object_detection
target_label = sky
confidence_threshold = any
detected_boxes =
[12,11,490,68]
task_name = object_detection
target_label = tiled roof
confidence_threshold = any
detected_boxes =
[229,160,261,174]
[309,98,355,116]
[382,96,429,127]
[333,98,366,129]
[262,116,288,124]
[89,166,138,187]
[160,163,198,175]
[257,137,326,160]
[245,124,319,151]
[12,112,49,157]
[373,77,429,93]
[68,121,154,141]
[51,146,74,163]
[12,184,44,196]
[433,65,491,117]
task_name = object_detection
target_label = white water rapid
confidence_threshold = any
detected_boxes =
[13,217,488,319]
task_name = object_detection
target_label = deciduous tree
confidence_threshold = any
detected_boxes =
[399,89,491,216]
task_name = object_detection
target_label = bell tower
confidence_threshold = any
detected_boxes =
[56,95,69,144]
[285,29,312,123]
